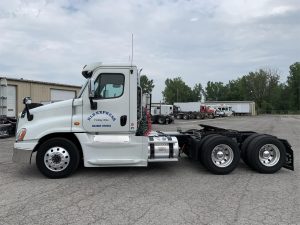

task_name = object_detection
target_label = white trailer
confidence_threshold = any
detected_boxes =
[12,63,293,178]
[174,102,201,112]
[206,101,256,116]
[0,79,16,137]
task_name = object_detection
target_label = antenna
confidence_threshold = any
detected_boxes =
[131,33,133,66]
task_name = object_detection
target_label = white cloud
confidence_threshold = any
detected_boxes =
[0,0,299,101]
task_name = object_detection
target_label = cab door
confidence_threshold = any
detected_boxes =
[82,68,130,133]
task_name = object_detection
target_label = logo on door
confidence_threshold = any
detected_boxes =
[87,111,116,128]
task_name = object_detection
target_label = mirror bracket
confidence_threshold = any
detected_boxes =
[89,98,97,110]
[88,79,97,110]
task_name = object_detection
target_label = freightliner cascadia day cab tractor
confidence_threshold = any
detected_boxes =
[13,63,294,178]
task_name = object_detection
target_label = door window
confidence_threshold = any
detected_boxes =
[94,73,125,99]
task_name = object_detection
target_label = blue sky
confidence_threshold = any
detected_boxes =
[0,0,299,101]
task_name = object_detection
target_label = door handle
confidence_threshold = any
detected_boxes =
[120,115,127,126]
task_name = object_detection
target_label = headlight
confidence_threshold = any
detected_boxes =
[16,128,27,142]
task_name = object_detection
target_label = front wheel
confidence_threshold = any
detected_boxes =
[208,113,215,119]
[36,138,80,178]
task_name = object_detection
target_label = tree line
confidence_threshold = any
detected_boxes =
[140,62,300,114]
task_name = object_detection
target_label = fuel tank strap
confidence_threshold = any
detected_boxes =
[150,143,155,159]
[169,143,174,158]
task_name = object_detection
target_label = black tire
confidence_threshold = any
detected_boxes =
[151,116,156,124]
[176,115,182,119]
[36,138,80,178]
[199,134,222,165]
[158,116,166,124]
[246,135,286,173]
[183,114,189,120]
[208,113,215,119]
[201,136,240,174]
[241,133,263,167]
[189,114,195,120]
[196,114,201,119]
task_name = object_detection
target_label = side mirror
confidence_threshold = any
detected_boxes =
[22,97,33,121]
[88,79,95,98]
[87,79,97,110]
[23,97,32,105]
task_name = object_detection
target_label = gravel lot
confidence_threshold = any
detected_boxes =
[0,115,299,225]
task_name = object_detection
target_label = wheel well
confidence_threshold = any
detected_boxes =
[33,133,83,160]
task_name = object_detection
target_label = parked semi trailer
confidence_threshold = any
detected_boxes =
[206,101,256,116]
[0,78,16,137]
[13,63,294,178]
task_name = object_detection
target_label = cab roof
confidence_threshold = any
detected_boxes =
[81,62,137,79]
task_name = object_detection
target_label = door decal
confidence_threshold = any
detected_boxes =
[87,110,117,128]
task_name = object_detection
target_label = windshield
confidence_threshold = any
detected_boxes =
[77,80,88,98]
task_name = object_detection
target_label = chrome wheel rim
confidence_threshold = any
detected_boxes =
[259,144,280,167]
[44,147,70,172]
[211,144,234,167]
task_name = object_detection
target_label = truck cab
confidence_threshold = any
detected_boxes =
[13,63,179,178]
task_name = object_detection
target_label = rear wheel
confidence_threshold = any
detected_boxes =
[183,114,189,120]
[176,114,182,119]
[247,136,286,173]
[199,134,221,165]
[36,138,80,178]
[241,133,263,167]
[158,116,166,124]
[201,136,240,174]
[151,115,156,124]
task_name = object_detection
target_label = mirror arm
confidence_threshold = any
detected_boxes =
[22,97,34,121]
[26,104,34,121]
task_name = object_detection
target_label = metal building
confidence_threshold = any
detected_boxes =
[0,77,81,117]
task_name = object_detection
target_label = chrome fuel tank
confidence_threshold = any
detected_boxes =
[147,135,179,162]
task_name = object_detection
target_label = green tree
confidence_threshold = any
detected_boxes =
[224,79,245,101]
[140,75,154,94]
[162,77,194,104]
[192,83,203,102]
[242,69,280,112]
[287,62,300,110]
[205,81,227,101]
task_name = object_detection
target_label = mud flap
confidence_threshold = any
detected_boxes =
[280,139,294,171]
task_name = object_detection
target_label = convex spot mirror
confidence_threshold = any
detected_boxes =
[23,97,32,105]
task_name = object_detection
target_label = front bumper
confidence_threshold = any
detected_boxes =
[12,141,38,164]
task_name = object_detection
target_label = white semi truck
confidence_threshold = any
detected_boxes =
[13,63,294,178]
[143,94,174,124]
